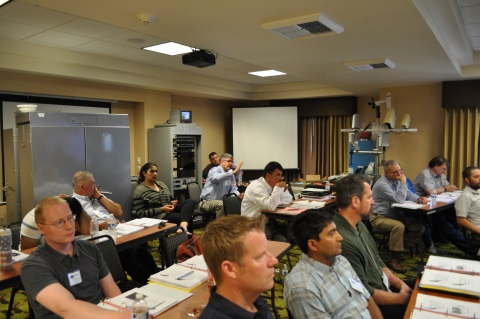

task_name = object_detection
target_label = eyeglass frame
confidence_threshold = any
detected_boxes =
[38,214,76,228]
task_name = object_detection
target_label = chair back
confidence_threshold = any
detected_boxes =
[223,193,241,215]
[187,182,202,205]
[159,226,189,269]
[287,184,295,201]
[88,235,127,284]
[8,221,22,250]
[130,177,139,219]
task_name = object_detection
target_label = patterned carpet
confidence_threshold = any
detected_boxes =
[0,232,469,319]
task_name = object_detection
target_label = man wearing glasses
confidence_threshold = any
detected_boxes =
[200,153,244,218]
[241,161,292,219]
[21,196,132,319]
[369,160,428,273]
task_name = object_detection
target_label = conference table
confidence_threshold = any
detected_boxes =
[393,200,456,216]
[154,240,292,319]
[402,277,480,319]
[0,222,177,291]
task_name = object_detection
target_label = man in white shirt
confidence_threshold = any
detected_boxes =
[241,161,292,218]
[71,171,122,225]
[72,170,158,284]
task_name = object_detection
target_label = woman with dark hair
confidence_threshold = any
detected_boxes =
[133,163,194,232]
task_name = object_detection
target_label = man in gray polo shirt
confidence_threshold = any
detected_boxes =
[21,196,132,319]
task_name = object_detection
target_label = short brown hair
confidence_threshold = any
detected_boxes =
[35,196,69,224]
[201,215,265,285]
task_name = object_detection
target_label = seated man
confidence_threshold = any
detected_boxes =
[200,215,278,319]
[284,210,382,319]
[333,175,413,319]
[370,160,428,273]
[21,196,90,250]
[21,196,132,319]
[455,166,480,248]
[200,153,244,218]
[414,156,479,258]
[72,170,158,284]
[241,161,292,218]
[202,152,220,180]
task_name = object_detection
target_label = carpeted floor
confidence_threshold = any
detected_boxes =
[0,231,469,318]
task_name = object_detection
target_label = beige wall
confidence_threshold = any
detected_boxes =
[357,83,444,178]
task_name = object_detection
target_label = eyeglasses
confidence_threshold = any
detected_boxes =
[40,214,75,228]
[389,169,403,175]
[271,174,284,180]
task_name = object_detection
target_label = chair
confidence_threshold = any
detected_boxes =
[6,221,24,319]
[186,182,211,229]
[362,218,390,250]
[88,235,140,292]
[223,193,241,215]
[287,184,295,201]
[287,308,295,319]
[159,226,189,269]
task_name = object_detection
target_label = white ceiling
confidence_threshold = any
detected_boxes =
[0,0,479,101]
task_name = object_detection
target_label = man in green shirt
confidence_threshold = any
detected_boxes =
[333,174,412,319]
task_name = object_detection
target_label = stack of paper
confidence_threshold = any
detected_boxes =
[115,223,144,236]
[149,263,208,290]
[179,255,208,271]
[410,294,480,319]
[98,285,191,316]
[291,200,326,209]
[124,218,167,228]
[391,201,425,209]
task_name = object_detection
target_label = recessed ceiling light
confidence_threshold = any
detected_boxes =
[0,0,13,8]
[143,42,195,56]
[248,70,286,77]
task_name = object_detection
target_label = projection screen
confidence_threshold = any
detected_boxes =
[232,106,298,170]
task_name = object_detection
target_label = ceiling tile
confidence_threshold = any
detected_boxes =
[54,18,125,38]
[24,30,94,48]
[0,20,44,40]
[0,2,75,28]
[103,31,167,49]
[72,40,134,55]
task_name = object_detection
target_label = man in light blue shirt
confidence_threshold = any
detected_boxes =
[370,160,429,273]
[200,153,244,217]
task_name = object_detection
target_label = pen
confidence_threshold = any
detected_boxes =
[176,270,194,280]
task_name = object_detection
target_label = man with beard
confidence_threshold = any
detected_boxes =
[455,166,480,248]
[333,174,412,319]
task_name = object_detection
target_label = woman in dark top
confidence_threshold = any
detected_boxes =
[133,162,194,232]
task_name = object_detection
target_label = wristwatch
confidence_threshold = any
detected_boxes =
[97,194,104,200]
[443,187,447,192]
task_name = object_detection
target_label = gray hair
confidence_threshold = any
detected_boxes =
[220,153,233,162]
[383,160,400,173]
[72,171,93,189]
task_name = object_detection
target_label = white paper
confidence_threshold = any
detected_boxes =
[149,264,208,289]
[124,218,167,228]
[391,201,424,209]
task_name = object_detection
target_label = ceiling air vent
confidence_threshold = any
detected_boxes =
[344,58,396,72]
[262,13,344,40]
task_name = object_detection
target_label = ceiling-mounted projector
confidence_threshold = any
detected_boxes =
[182,49,216,68]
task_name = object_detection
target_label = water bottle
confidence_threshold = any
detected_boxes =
[107,214,117,241]
[237,170,243,186]
[0,226,13,271]
[274,268,281,282]
[281,264,289,281]
[325,181,331,191]
[131,293,149,319]
[89,216,99,238]
[430,188,437,207]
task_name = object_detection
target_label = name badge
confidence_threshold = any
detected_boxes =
[349,278,364,293]
[382,271,391,292]
[68,269,82,286]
